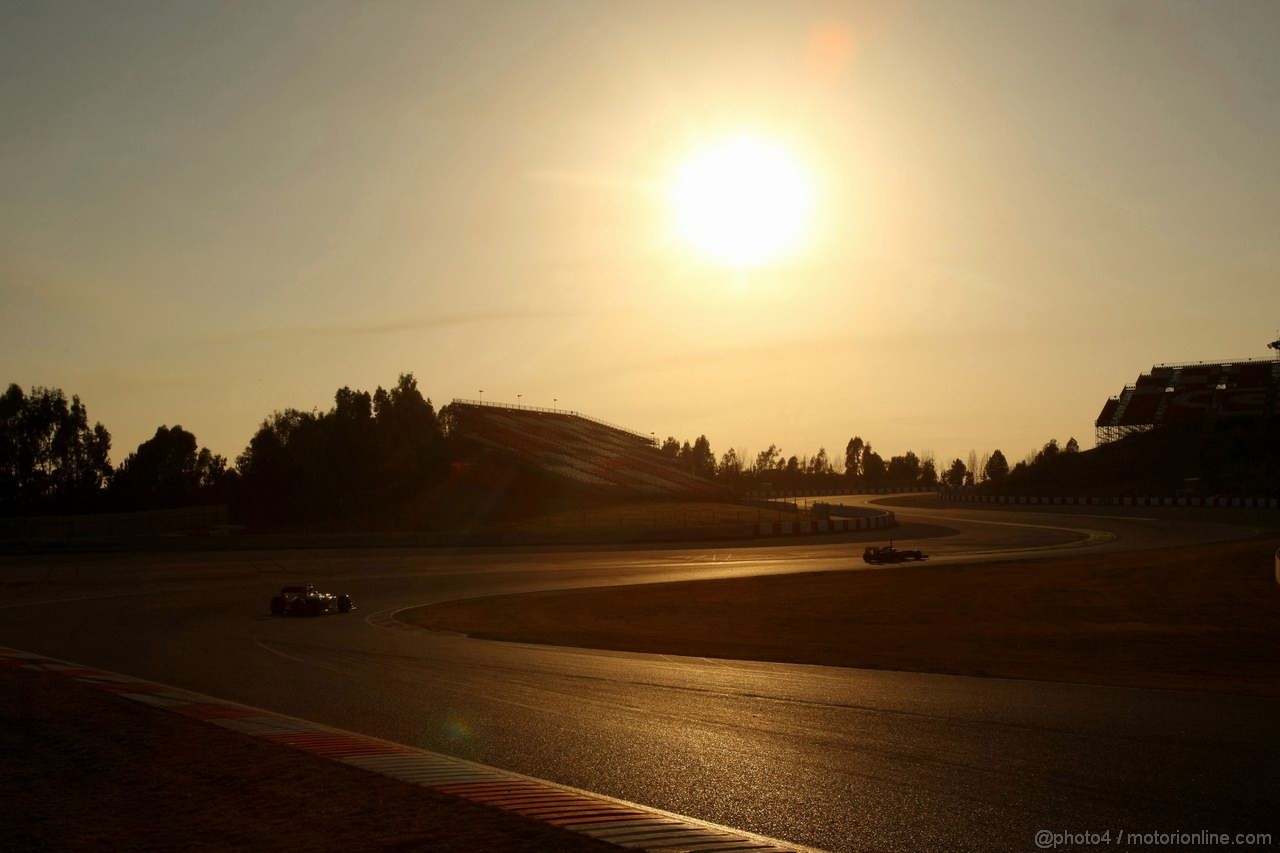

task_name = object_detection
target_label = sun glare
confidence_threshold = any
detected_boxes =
[669,134,815,269]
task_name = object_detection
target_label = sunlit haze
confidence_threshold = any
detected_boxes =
[3,1,1279,466]
[670,134,814,268]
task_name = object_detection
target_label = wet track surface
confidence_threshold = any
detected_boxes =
[2,499,1276,851]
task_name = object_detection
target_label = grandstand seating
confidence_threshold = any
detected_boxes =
[1096,356,1279,443]
[1236,362,1273,385]
[1116,389,1162,425]
[449,402,724,497]
[1163,389,1215,424]
[1219,388,1269,415]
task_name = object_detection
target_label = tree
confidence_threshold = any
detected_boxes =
[754,444,781,473]
[717,448,744,481]
[967,449,978,481]
[371,373,447,504]
[1034,439,1060,465]
[808,447,832,476]
[661,437,681,459]
[677,440,694,473]
[689,435,715,478]
[862,446,886,485]
[236,373,448,524]
[920,457,938,487]
[844,437,864,480]
[0,384,112,513]
[887,450,921,485]
[325,386,378,513]
[112,425,227,509]
[945,458,967,489]
[1064,436,1080,454]
[984,449,1009,481]
[236,408,323,522]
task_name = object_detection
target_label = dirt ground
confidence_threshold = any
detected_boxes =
[0,666,613,852]
[411,537,1280,697]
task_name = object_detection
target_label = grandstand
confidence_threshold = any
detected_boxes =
[447,400,725,498]
[1095,348,1280,444]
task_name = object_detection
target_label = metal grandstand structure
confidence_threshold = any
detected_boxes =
[448,400,721,497]
[451,399,657,445]
[1095,341,1280,444]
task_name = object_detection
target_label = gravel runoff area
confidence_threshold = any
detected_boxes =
[1,664,615,852]
[410,537,1280,698]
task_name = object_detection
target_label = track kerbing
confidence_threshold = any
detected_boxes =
[0,647,822,853]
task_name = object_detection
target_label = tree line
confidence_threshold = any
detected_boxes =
[2,375,1083,523]
[0,375,447,525]
[656,431,1082,492]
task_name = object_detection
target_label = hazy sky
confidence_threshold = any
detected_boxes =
[3,1,1279,468]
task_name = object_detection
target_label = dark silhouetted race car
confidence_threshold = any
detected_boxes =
[862,544,928,564]
[270,584,354,617]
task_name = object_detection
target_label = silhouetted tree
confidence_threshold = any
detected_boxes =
[862,446,886,486]
[0,384,112,513]
[945,458,967,488]
[686,435,715,478]
[887,451,921,485]
[236,408,322,522]
[754,444,781,473]
[1064,437,1080,454]
[717,447,744,482]
[844,437,864,480]
[112,425,228,509]
[1034,439,1061,465]
[984,449,1009,481]
[235,373,447,525]
[920,457,938,487]
[661,436,681,459]
[369,373,447,507]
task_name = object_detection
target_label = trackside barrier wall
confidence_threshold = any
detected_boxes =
[940,494,1280,509]
[740,498,801,514]
[755,510,895,537]
[812,502,885,520]
[744,487,933,499]
[0,505,229,539]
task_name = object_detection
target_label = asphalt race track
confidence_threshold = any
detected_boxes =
[2,498,1276,852]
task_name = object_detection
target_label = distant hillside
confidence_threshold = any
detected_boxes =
[983,425,1280,497]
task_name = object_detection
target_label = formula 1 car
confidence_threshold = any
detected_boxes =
[862,543,929,564]
[269,584,354,617]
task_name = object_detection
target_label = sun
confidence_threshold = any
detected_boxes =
[669,134,815,269]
